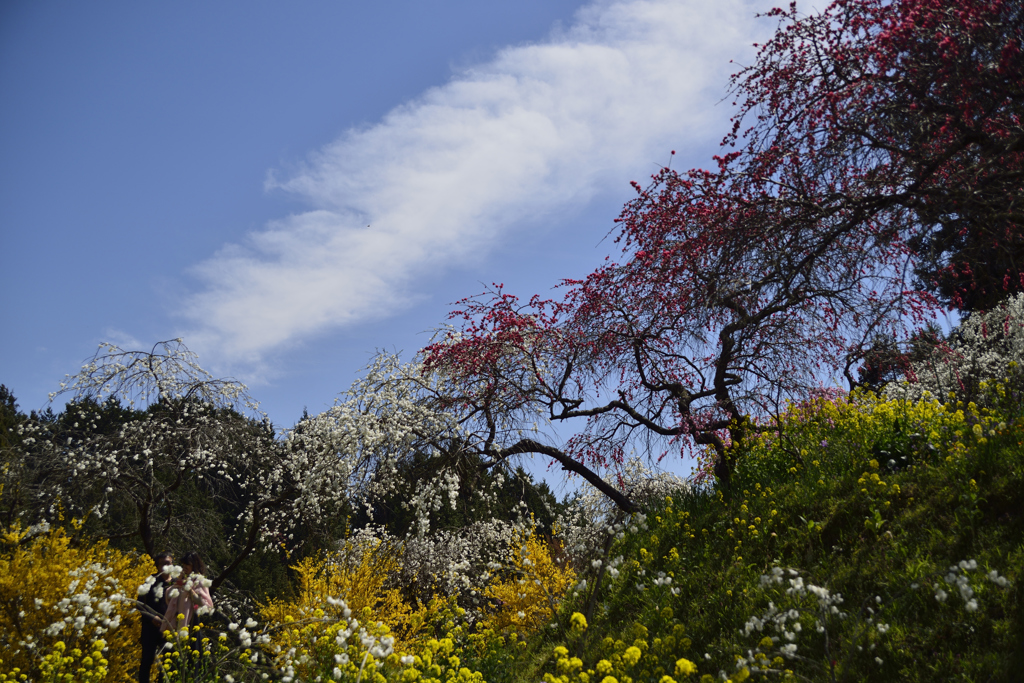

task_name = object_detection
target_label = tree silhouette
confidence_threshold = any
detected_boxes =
[424,0,1022,496]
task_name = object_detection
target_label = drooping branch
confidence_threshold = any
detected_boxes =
[487,439,637,514]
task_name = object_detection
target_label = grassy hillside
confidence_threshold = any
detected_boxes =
[519,385,1024,683]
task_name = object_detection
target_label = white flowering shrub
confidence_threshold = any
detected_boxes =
[326,516,532,611]
[14,343,474,589]
[400,517,525,602]
[886,292,1024,403]
[286,352,466,534]
[556,457,691,567]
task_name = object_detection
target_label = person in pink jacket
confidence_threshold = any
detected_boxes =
[161,551,214,634]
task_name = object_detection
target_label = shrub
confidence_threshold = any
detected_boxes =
[0,522,151,682]
[887,292,1024,405]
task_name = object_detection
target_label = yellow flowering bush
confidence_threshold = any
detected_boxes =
[261,537,417,647]
[0,523,151,682]
[257,536,512,683]
[241,524,568,683]
[481,530,575,634]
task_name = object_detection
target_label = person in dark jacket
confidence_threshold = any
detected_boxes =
[136,552,172,683]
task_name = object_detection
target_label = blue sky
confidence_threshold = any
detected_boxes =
[1,0,770,464]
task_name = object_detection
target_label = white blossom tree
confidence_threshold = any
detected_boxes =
[14,339,684,594]
[22,341,431,589]
[886,293,1024,404]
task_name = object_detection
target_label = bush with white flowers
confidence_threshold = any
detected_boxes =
[887,292,1024,404]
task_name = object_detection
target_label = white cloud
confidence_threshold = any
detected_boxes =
[181,0,769,366]
[102,329,144,351]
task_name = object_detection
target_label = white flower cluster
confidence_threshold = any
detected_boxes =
[269,597,403,683]
[735,567,852,675]
[137,574,164,599]
[886,292,1024,403]
[394,517,525,602]
[556,457,686,566]
[988,569,1012,589]
[224,616,273,653]
[930,559,1010,611]
[42,562,127,639]
[21,520,51,539]
[602,556,624,579]
[278,352,478,544]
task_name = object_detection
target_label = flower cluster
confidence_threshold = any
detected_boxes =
[262,517,574,649]
[212,596,503,683]
[480,529,576,633]
[734,568,850,678]
[556,457,681,566]
[42,562,126,637]
[929,559,1012,611]
[32,639,109,683]
[158,626,236,682]
[886,292,1024,405]
[733,384,1019,496]
[260,535,414,650]
[545,620,702,683]
[0,523,151,681]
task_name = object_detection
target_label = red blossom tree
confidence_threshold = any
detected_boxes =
[424,0,1023,506]
[738,0,1024,311]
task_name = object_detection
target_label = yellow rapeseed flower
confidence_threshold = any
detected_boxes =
[675,658,698,676]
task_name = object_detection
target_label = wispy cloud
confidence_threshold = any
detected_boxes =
[102,329,144,351]
[181,0,768,367]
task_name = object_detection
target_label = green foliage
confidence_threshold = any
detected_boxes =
[0,385,28,528]
[352,445,564,538]
[853,327,942,392]
[910,216,1024,313]
[530,385,1023,683]
[0,385,22,450]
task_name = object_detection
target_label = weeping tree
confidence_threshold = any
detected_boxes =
[19,341,371,589]
[422,0,1023,496]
